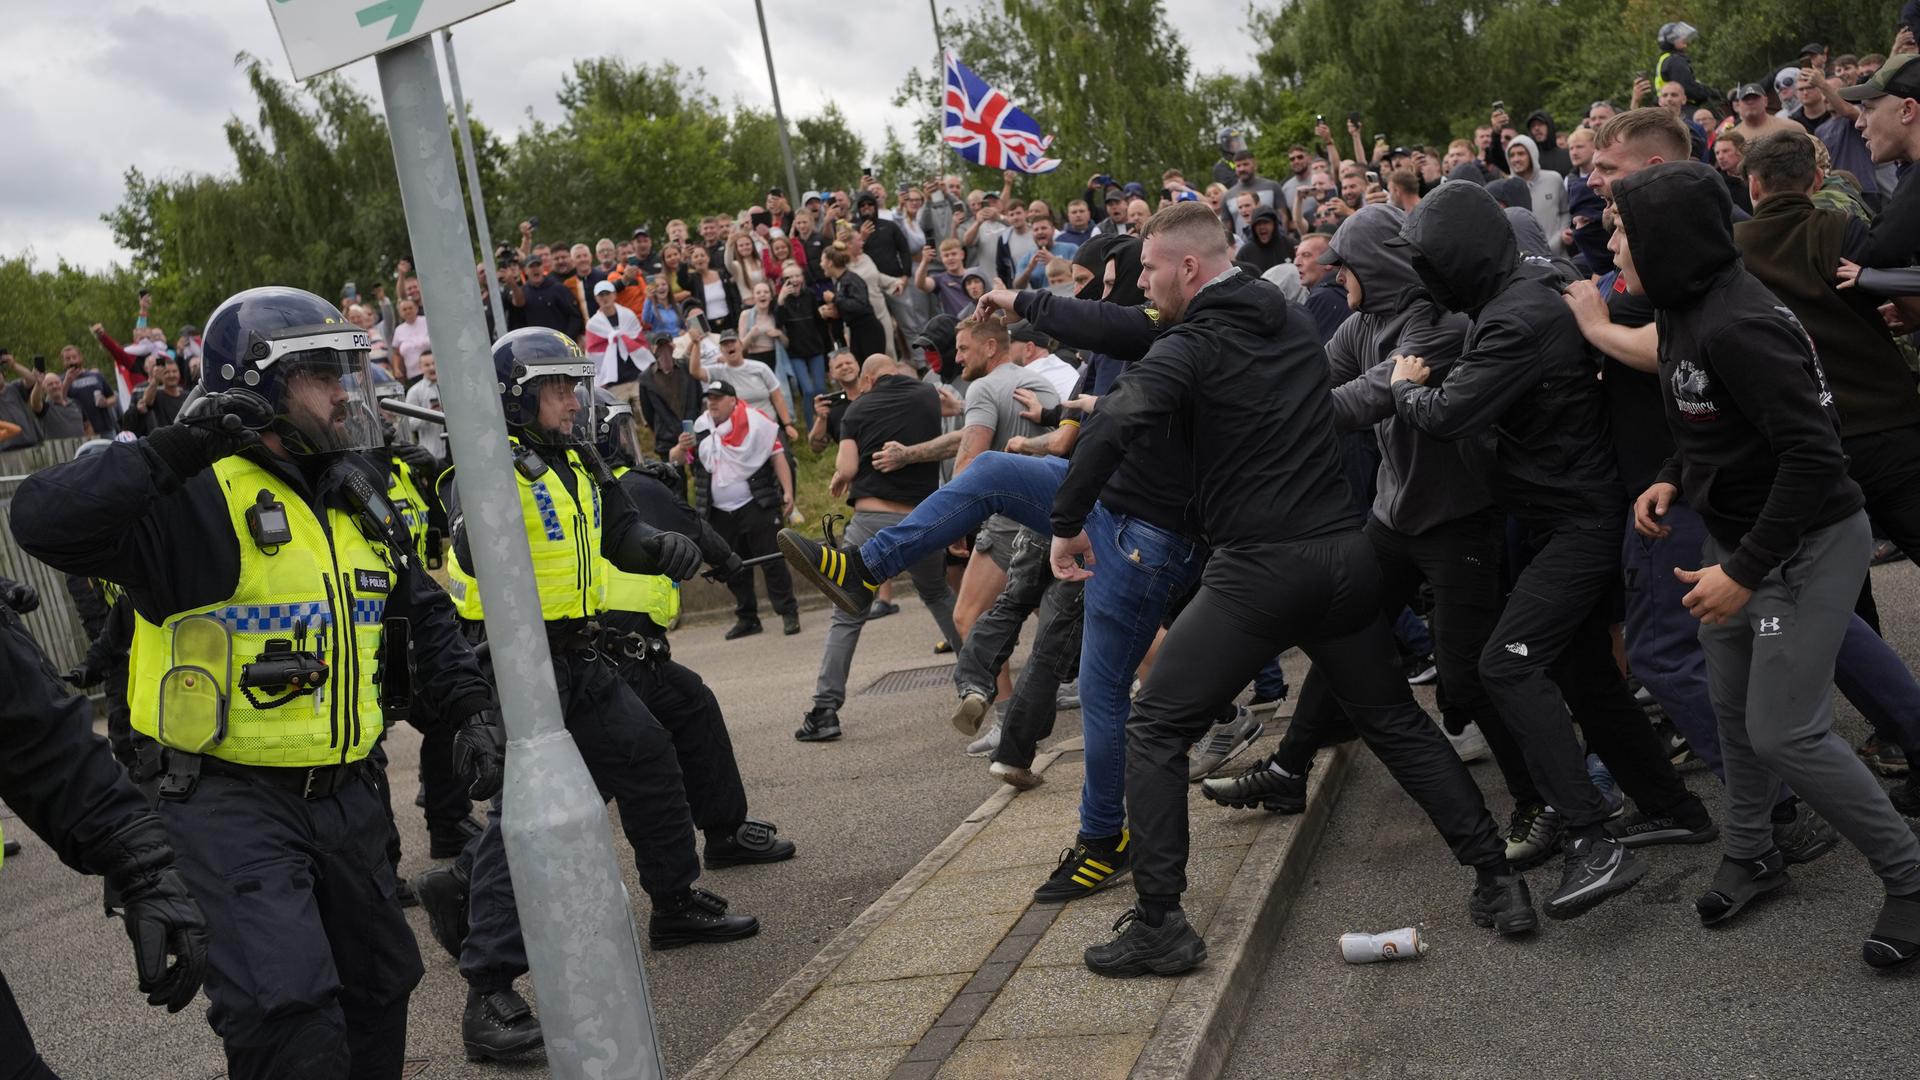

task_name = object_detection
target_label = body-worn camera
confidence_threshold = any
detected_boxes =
[240,639,329,692]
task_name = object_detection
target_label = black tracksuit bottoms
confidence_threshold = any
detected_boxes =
[1127,531,1507,907]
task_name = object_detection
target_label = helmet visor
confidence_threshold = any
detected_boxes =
[601,402,639,463]
[521,375,600,447]
[277,340,383,455]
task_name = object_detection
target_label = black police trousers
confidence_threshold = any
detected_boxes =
[0,967,57,1080]
[1128,532,1508,906]
[460,647,701,992]
[623,656,750,836]
[161,766,422,1080]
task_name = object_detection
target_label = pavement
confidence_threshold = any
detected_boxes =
[1221,558,1920,1080]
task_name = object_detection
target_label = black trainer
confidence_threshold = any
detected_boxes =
[1889,775,1920,817]
[649,887,760,949]
[1033,831,1131,903]
[1467,872,1539,935]
[1200,759,1306,814]
[1605,806,1718,848]
[705,819,798,869]
[394,874,419,909]
[1772,803,1839,865]
[1543,833,1647,919]
[782,611,802,636]
[1084,907,1207,978]
[778,524,878,617]
[1863,893,1920,968]
[413,863,471,961]
[1695,849,1788,926]
[724,617,763,641]
[795,707,842,742]
[462,987,543,1062]
[429,814,485,860]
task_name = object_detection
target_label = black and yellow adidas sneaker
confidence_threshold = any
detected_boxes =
[1033,830,1131,903]
[777,526,878,617]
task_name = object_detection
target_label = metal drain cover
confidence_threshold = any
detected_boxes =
[860,663,958,696]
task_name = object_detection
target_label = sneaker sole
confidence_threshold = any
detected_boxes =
[1697,873,1788,927]
[1468,902,1540,935]
[951,695,990,737]
[794,728,842,742]
[1189,721,1266,782]
[1085,937,1208,978]
[1506,845,1559,872]
[1543,851,1648,920]
[705,845,799,870]
[778,530,871,617]
[1614,823,1719,849]
[1034,866,1132,904]
[989,765,1045,791]
[463,1035,545,1063]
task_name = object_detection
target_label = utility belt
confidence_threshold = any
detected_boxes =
[546,620,667,664]
[129,734,372,801]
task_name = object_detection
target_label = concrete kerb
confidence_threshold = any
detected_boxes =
[679,737,1087,1080]
[1129,740,1357,1080]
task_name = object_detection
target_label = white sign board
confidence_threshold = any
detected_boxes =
[267,0,514,80]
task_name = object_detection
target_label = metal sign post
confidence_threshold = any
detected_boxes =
[752,0,803,206]
[440,28,508,336]
[365,32,665,1080]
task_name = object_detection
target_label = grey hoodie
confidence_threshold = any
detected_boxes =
[1321,205,1494,535]
[1504,134,1568,255]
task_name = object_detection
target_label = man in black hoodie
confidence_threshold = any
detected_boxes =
[1234,205,1293,272]
[1613,161,1920,964]
[1055,203,1527,978]
[1389,181,1713,919]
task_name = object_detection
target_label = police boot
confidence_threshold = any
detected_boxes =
[413,862,471,962]
[462,986,543,1062]
[704,818,798,869]
[429,815,485,860]
[649,886,760,949]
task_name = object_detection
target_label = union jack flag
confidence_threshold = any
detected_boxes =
[942,51,1059,174]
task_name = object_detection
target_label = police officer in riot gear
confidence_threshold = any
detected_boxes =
[13,286,501,1080]
[437,328,757,1063]
[0,576,210,1077]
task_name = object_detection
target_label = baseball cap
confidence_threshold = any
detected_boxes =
[1122,181,1147,196]
[631,225,650,238]
[704,379,737,397]
[1735,83,1768,100]
[1388,145,1413,158]
[1103,185,1127,204]
[1174,190,1199,202]
[648,331,673,346]
[980,191,1001,204]
[592,280,616,296]
[768,186,786,197]
[802,190,824,204]
[1006,320,1051,346]
[1840,53,1920,101]
[717,328,740,343]
[1800,42,1825,56]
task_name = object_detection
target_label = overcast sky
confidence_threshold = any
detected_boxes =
[3,0,1260,272]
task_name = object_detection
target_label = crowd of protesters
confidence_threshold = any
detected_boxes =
[11,14,1920,1077]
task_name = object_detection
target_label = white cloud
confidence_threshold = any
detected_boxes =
[4,0,1259,273]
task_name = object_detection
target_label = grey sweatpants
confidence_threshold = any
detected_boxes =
[812,509,963,712]
[1699,510,1920,893]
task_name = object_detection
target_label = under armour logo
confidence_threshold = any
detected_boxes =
[1758,617,1782,635]
[1504,642,1529,657]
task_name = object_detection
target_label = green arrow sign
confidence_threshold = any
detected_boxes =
[355,0,424,40]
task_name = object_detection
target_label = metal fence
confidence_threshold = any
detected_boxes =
[0,438,93,674]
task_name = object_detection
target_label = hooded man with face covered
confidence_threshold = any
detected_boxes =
[1387,181,1714,919]
[1613,161,1920,964]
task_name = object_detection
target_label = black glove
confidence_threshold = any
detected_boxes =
[717,552,746,581]
[392,441,441,484]
[639,530,703,581]
[635,459,682,489]
[0,578,39,615]
[150,393,265,480]
[64,659,102,688]
[452,709,506,801]
[87,816,210,1013]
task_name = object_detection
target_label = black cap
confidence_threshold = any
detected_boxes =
[1735,82,1768,100]
[717,328,740,343]
[768,186,786,197]
[856,191,878,208]
[632,225,650,238]
[704,379,737,397]
[1801,41,1825,56]
[1839,53,1920,102]
[648,331,673,346]
[1388,145,1412,158]
[1103,185,1126,203]
[1006,320,1052,346]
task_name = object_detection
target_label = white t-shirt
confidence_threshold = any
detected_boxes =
[1021,352,1080,401]
[702,278,731,322]
[717,358,784,421]
[390,317,431,380]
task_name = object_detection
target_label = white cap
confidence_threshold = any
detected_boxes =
[593,280,617,296]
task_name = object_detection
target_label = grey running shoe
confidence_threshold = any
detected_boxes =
[1188,706,1264,781]
[1544,833,1647,919]
[966,719,1002,758]
[1084,907,1207,978]
[1505,804,1564,870]
[1772,803,1839,864]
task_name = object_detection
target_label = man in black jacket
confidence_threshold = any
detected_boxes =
[1614,161,1920,964]
[1053,203,1527,977]
[0,579,209,1076]
[507,252,585,339]
[1389,181,1712,919]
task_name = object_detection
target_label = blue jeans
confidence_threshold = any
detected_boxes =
[859,451,1063,579]
[788,353,828,402]
[1622,501,1724,776]
[1077,503,1202,839]
[1393,606,1433,656]
[1253,657,1289,700]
